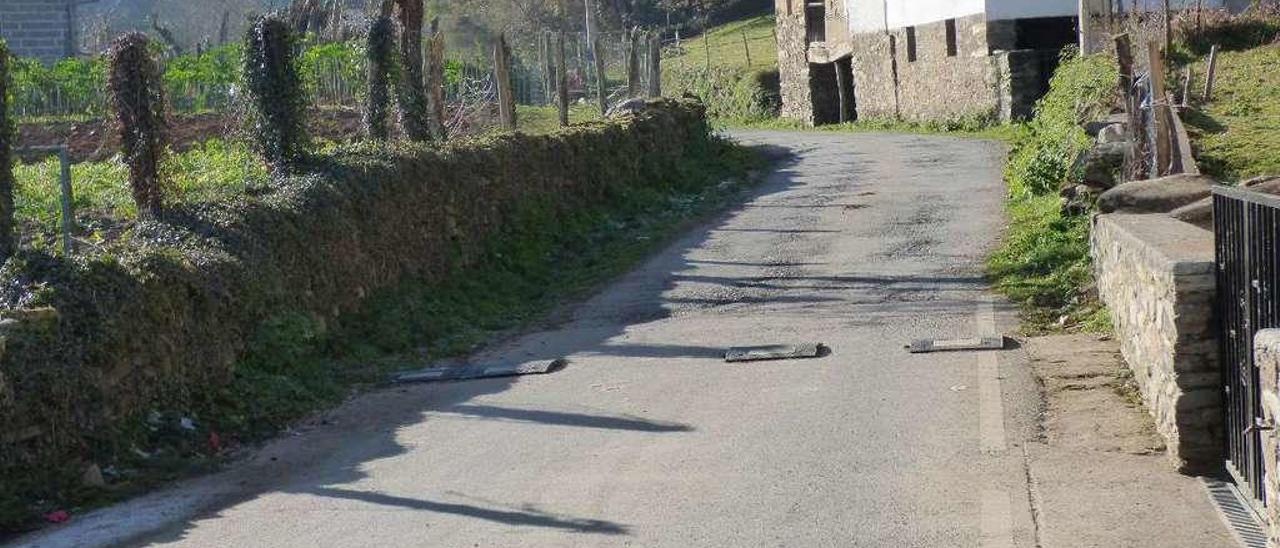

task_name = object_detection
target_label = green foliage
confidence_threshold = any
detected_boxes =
[14,140,266,236]
[990,51,1118,333]
[665,65,779,122]
[1184,45,1280,182]
[662,14,779,122]
[163,44,242,112]
[8,55,107,118]
[1005,50,1116,197]
[108,33,168,217]
[243,15,310,173]
[0,100,745,531]
[395,0,431,142]
[10,41,365,121]
[0,40,14,262]
[364,16,397,140]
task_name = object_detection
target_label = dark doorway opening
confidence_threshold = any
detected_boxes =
[809,58,855,126]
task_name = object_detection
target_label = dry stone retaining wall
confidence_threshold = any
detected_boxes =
[1092,213,1221,472]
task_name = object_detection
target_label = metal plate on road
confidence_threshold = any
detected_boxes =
[724,343,825,363]
[908,337,1007,354]
[394,358,568,383]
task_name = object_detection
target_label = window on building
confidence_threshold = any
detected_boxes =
[905,26,917,62]
[805,1,826,43]
[945,19,958,57]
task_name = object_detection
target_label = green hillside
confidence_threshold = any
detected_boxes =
[662,15,780,123]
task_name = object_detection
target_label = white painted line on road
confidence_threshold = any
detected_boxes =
[981,489,1016,548]
[978,299,1006,454]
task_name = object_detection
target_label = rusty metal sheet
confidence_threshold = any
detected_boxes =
[724,343,825,363]
[908,337,1007,354]
[394,358,568,383]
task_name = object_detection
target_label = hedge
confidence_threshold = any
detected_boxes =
[0,98,712,529]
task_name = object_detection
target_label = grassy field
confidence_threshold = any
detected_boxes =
[664,15,776,73]
[1184,44,1280,182]
[660,15,779,123]
[13,104,605,243]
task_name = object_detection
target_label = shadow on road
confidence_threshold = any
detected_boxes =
[80,135,1013,547]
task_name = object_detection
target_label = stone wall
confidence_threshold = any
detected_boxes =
[847,32,898,119]
[1092,214,1221,472]
[885,13,1001,122]
[0,0,73,63]
[775,0,814,124]
[777,8,1059,124]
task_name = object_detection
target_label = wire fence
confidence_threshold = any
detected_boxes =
[11,27,664,130]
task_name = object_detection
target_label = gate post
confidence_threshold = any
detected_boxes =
[1255,330,1280,546]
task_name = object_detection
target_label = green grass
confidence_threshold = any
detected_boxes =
[14,110,605,245]
[515,104,604,133]
[988,51,1117,333]
[661,15,780,123]
[664,15,777,73]
[735,115,1020,141]
[14,140,267,235]
[1184,44,1280,182]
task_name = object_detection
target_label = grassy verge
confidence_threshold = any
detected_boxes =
[731,115,1020,141]
[1182,44,1280,182]
[987,51,1117,333]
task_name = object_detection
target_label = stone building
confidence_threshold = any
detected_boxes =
[0,0,92,63]
[777,0,1082,125]
[777,0,1255,125]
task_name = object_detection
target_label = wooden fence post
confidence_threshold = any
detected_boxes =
[1204,44,1219,102]
[627,28,641,97]
[494,34,516,130]
[647,32,662,98]
[593,36,608,115]
[543,33,555,105]
[703,26,711,71]
[741,29,752,68]
[1148,40,1171,177]
[426,18,447,140]
[1114,33,1145,180]
[1180,66,1192,107]
[556,31,569,126]
[1163,0,1172,55]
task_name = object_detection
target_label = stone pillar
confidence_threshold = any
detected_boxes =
[1255,329,1280,547]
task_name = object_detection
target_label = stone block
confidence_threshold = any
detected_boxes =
[1092,214,1220,471]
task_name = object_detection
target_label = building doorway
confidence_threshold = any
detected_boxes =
[810,58,856,125]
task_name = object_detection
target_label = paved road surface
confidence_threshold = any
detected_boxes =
[17,131,1120,546]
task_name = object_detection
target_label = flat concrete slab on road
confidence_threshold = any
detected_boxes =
[12,131,1235,548]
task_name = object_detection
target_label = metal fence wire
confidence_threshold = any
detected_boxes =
[11,27,663,122]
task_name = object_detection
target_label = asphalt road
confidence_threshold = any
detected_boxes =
[19,130,1048,547]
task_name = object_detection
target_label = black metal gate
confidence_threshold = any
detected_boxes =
[1214,186,1280,505]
